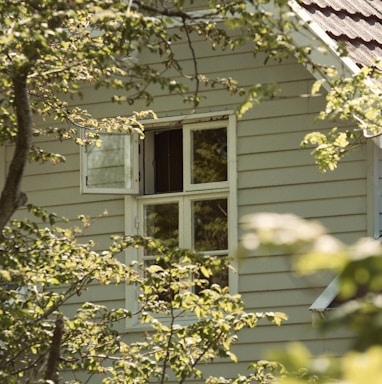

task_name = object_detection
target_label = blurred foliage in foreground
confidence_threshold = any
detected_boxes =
[241,212,382,384]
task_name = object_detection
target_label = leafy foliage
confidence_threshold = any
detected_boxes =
[241,212,382,384]
[0,212,287,383]
[2,0,382,383]
[302,63,382,171]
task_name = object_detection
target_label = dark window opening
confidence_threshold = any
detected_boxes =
[144,129,183,194]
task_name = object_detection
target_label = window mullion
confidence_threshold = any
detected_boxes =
[183,127,192,193]
[181,196,192,249]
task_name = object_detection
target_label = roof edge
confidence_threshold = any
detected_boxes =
[289,0,361,75]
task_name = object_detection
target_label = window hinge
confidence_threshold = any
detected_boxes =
[135,216,139,230]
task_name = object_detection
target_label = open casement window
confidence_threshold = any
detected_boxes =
[310,275,378,326]
[310,277,339,316]
[81,133,139,194]
[81,113,232,196]
[310,280,336,326]
[139,116,231,289]
[124,112,237,316]
[142,120,229,195]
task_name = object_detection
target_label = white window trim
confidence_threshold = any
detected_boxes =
[124,111,238,329]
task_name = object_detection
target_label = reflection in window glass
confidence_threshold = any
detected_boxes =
[193,199,228,251]
[195,260,229,293]
[210,265,229,288]
[143,203,179,302]
[144,203,179,248]
[144,258,175,302]
[86,135,133,189]
[192,127,227,184]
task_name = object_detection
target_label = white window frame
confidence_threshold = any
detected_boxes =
[183,120,229,192]
[81,132,139,194]
[124,111,238,328]
[137,190,229,250]
[80,111,235,195]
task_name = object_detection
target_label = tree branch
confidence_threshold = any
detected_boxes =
[183,19,200,108]
[0,74,33,231]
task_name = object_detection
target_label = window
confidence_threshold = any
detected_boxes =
[81,115,232,196]
[141,121,228,195]
[142,128,183,194]
[137,116,233,290]
[81,133,139,194]
[81,112,238,313]
[310,277,339,314]
[139,194,229,288]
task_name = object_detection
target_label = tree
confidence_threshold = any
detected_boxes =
[240,213,382,384]
[1,0,380,383]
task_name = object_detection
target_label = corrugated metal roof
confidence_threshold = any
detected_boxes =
[300,0,382,66]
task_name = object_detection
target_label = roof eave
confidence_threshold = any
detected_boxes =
[288,0,361,78]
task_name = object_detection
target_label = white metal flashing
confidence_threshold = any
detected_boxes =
[310,276,339,312]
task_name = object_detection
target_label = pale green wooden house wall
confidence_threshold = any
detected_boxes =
[0,27,372,380]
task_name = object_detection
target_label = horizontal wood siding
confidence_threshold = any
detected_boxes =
[234,54,366,368]
[7,28,368,381]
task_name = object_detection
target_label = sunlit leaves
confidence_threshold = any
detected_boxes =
[0,211,139,382]
[302,128,358,172]
[305,64,382,171]
[311,79,325,95]
[238,83,280,118]
[0,214,288,383]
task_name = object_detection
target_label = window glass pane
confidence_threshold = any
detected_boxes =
[193,199,228,251]
[86,134,133,190]
[192,127,227,184]
[144,203,179,248]
[210,264,229,288]
[195,258,229,293]
[144,259,175,302]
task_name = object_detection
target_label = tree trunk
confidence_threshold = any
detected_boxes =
[0,74,32,231]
